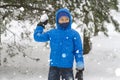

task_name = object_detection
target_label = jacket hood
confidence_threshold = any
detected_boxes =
[56,8,72,30]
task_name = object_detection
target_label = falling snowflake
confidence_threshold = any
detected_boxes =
[48,59,52,62]
[76,50,79,53]
[66,37,69,39]
[51,62,53,64]
[39,75,42,78]
[49,37,51,40]
[62,53,66,58]
[26,70,29,73]
[74,37,77,40]
[115,68,120,77]
[37,33,41,36]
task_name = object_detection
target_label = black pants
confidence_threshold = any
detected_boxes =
[48,66,74,80]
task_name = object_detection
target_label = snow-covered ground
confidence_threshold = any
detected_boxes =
[84,33,120,80]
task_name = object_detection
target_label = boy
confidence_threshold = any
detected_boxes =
[34,8,84,80]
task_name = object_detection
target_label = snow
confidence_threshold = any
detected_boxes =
[1,20,120,80]
[72,22,77,29]
[1,4,120,80]
[49,37,51,40]
[74,37,77,40]
[76,50,79,53]
[36,33,41,36]
[66,36,69,39]
[19,7,24,12]
[62,53,67,58]
[40,14,48,22]
[115,68,120,77]
[83,32,120,80]
[48,59,52,62]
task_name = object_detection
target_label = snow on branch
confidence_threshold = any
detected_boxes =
[0,4,51,12]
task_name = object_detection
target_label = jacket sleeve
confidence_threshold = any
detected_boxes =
[73,32,84,64]
[33,26,50,42]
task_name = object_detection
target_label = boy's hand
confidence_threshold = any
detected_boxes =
[37,13,48,28]
[76,62,84,71]
[37,20,48,28]
[75,62,84,80]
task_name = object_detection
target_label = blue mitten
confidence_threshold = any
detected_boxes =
[37,20,48,29]
[76,62,84,71]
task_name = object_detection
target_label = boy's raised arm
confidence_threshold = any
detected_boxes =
[34,25,50,42]
[33,14,50,42]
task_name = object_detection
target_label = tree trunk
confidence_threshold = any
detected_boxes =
[83,29,92,55]
[0,22,1,66]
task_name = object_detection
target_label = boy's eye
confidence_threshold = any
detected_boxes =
[61,19,64,21]
[66,18,69,20]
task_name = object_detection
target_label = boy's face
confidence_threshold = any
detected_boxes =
[58,16,69,24]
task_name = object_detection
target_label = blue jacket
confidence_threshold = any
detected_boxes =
[34,8,84,68]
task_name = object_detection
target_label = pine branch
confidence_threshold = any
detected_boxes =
[0,4,51,12]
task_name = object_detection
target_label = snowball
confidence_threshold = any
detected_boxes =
[62,53,66,58]
[40,14,48,22]
[115,68,120,77]
[66,37,69,39]
[76,50,79,53]
[19,7,24,11]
